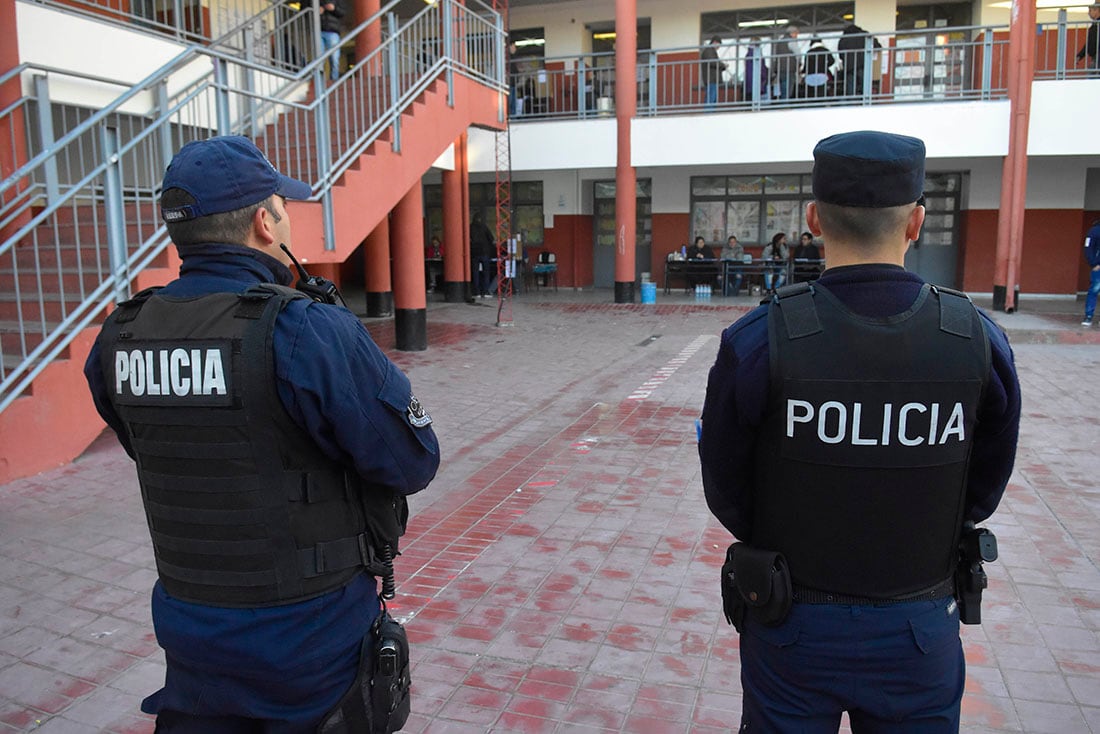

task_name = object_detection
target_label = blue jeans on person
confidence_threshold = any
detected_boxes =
[764,267,786,292]
[473,256,493,296]
[726,269,744,295]
[705,82,718,110]
[738,598,964,733]
[320,31,341,81]
[1085,267,1100,321]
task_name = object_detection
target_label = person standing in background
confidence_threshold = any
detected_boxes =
[1082,217,1100,326]
[316,0,345,82]
[772,27,800,100]
[1076,3,1100,74]
[700,37,727,111]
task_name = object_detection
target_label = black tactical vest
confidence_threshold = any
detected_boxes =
[98,285,405,607]
[751,282,991,598]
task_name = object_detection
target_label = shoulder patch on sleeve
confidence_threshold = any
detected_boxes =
[407,395,432,428]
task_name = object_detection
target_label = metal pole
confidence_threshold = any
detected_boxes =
[213,57,231,135]
[1056,9,1068,79]
[862,36,873,104]
[32,75,59,206]
[982,31,994,99]
[244,22,258,136]
[647,51,657,115]
[442,0,454,106]
[155,81,173,176]
[387,12,401,153]
[100,126,130,304]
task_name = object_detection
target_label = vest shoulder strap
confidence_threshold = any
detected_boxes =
[234,283,308,320]
[931,284,976,338]
[772,282,823,339]
[111,286,163,324]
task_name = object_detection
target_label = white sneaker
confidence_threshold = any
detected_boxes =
[1083,319,1093,327]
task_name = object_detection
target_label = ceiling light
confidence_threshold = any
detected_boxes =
[737,19,789,28]
[593,32,617,40]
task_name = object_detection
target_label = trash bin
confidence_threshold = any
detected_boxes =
[641,281,657,304]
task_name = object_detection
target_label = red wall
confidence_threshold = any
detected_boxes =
[960,208,1092,294]
[542,214,593,288]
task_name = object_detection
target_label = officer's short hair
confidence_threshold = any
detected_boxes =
[814,201,913,245]
[161,188,279,248]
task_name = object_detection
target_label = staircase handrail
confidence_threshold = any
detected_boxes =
[0,0,504,414]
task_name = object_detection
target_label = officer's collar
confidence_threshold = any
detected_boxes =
[176,242,294,287]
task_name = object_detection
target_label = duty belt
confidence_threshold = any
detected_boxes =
[792,577,955,606]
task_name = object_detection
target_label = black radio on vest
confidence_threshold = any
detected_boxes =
[280,243,343,305]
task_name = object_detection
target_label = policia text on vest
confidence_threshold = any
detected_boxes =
[113,344,229,403]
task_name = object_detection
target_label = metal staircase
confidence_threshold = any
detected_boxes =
[0,0,506,480]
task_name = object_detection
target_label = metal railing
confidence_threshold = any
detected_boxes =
[1034,6,1100,79]
[0,0,505,413]
[509,24,1018,120]
[30,0,296,45]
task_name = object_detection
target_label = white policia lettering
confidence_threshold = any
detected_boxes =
[114,348,227,397]
[786,399,966,446]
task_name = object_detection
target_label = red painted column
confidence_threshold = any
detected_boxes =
[354,0,381,63]
[613,0,637,303]
[0,0,30,242]
[459,133,472,297]
[442,135,466,302]
[392,181,428,350]
[364,216,393,317]
[992,0,1035,312]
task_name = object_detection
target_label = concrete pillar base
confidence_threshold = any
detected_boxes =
[366,291,393,318]
[395,308,427,351]
[614,281,635,304]
[444,281,467,303]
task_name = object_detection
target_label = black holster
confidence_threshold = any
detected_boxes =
[721,542,793,632]
[317,611,411,733]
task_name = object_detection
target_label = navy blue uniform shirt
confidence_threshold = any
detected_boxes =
[699,264,1020,542]
[84,244,440,721]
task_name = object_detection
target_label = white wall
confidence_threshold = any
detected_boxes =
[17,3,195,111]
[1028,81,1100,157]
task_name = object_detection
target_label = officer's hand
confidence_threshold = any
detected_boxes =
[1093,264,1099,271]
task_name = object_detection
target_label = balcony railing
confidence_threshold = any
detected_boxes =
[508,13,1096,122]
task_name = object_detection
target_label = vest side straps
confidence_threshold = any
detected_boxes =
[298,533,377,578]
[774,283,823,339]
[932,285,975,338]
[156,558,278,588]
[151,529,271,555]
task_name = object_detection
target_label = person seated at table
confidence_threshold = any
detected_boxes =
[721,234,745,295]
[687,236,715,260]
[425,234,443,259]
[762,231,790,294]
[792,231,823,282]
[685,236,717,289]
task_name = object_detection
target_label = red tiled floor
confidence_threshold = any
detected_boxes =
[3,294,1099,731]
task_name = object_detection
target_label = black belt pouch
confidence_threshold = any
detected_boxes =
[722,542,793,630]
[317,611,411,734]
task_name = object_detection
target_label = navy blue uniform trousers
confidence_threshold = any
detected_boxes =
[738,597,964,733]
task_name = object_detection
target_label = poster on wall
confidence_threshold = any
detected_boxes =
[765,200,802,241]
[692,201,726,244]
[726,201,761,244]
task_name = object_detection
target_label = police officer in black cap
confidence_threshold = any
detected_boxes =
[699,130,1021,732]
[84,136,439,732]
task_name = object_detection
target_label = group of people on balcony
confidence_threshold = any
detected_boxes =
[701,24,883,108]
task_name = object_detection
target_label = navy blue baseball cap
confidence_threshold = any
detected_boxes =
[812,131,925,208]
[160,136,312,222]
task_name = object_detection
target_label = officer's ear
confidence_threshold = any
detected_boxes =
[252,200,278,246]
[805,201,824,236]
[905,201,926,243]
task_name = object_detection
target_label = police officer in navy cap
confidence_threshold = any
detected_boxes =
[84,136,440,732]
[699,130,1021,732]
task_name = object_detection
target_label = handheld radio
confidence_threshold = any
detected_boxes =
[280,243,344,306]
